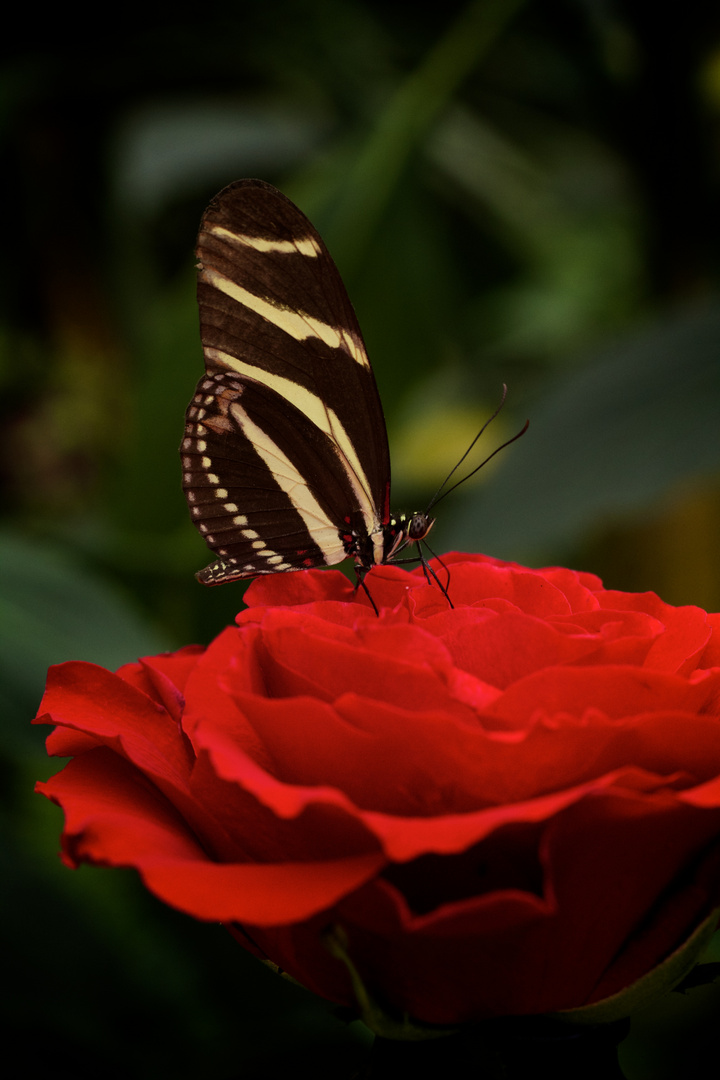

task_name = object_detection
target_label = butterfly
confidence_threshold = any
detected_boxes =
[180,179,525,611]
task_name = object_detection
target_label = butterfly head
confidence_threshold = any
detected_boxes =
[378,511,435,565]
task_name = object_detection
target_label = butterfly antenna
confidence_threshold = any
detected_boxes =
[426,385,529,512]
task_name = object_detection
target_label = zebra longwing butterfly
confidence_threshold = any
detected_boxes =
[181,178,436,606]
[181,180,528,608]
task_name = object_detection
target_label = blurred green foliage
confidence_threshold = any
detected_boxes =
[2,1,720,1076]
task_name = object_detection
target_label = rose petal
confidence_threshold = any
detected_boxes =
[35,552,720,1021]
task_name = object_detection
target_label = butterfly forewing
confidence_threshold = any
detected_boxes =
[182,179,392,584]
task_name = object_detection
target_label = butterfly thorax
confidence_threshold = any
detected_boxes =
[339,510,435,576]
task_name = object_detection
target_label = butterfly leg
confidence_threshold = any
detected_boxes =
[390,547,454,609]
[353,566,380,616]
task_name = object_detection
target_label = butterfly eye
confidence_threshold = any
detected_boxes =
[408,513,435,543]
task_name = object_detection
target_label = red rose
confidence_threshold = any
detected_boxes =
[35,555,720,1023]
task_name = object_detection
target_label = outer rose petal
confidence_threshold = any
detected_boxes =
[39,749,386,923]
[117,645,205,713]
[36,554,720,1022]
[36,661,195,781]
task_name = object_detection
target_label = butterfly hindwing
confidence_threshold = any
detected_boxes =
[181,179,392,584]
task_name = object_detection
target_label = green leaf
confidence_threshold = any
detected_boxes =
[449,302,720,562]
[0,528,172,748]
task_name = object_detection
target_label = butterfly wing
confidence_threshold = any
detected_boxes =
[181,179,391,584]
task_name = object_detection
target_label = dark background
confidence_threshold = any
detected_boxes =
[3,1,720,1076]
